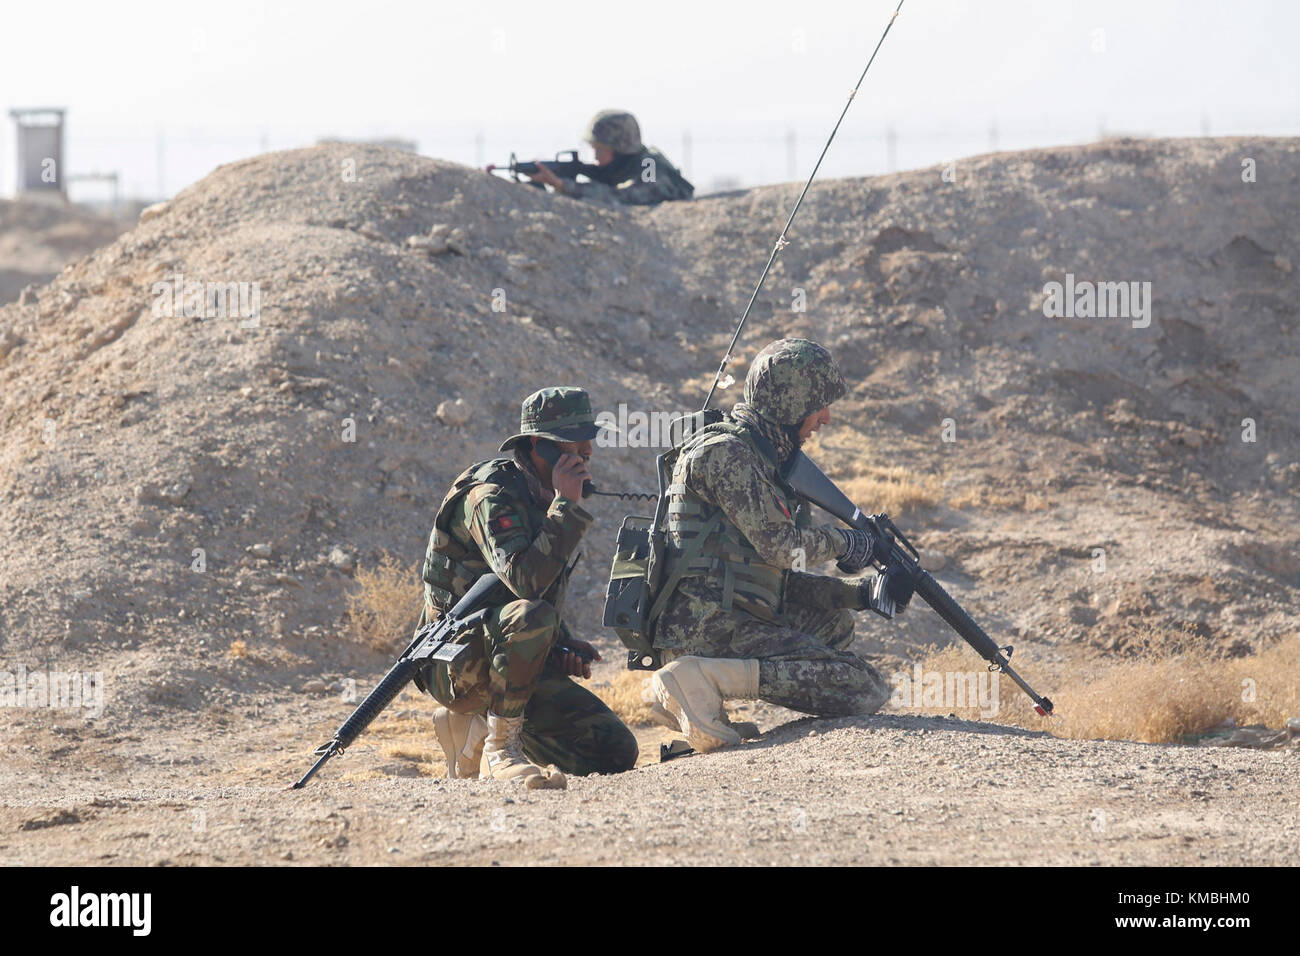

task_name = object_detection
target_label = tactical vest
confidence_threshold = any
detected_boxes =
[421,457,537,615]
[656,421,791,622]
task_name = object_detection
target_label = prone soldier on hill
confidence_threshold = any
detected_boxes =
[500,109,694,207]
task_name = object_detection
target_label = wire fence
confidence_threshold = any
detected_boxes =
[4,114,1299,205]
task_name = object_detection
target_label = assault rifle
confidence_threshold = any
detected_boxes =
[290,573,498,789]
[291,571,596,789]
[487,150,598,185]
[781,451,1056,717]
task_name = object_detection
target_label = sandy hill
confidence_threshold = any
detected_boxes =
[0,198,128,306]
[1,137,1297,721]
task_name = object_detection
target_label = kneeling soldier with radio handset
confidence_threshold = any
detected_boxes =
[417,387,638,787]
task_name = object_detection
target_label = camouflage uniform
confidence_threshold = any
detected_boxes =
[416,387,638,775]
[653,340,891,716]
[556,109,693,207]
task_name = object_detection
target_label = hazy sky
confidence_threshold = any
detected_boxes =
[2,0,1297,199]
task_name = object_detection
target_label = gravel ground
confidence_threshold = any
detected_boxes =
[2,701,1295,866]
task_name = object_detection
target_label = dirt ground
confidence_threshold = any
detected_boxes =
[2,687,1295,866]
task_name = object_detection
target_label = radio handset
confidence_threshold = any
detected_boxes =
[534,438,595,498]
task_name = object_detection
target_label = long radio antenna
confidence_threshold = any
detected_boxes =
[701,0,906,411]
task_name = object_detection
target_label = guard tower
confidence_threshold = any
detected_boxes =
[9,108,67,197]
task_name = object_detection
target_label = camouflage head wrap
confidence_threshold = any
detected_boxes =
[742,338,847,426]
[499,386,610,451]
[583,110,642,155]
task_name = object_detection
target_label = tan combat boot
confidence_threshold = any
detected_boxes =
[648,693,759,741]
[651,657,760,753]
[432,707,489,779]
[479,712,567,790]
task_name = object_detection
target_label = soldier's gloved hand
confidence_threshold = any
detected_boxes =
[853,575,877,611]
[856,565,916,615]
[880,564,916,612]
[836,527,893,573]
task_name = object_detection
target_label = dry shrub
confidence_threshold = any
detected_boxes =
[840,467,943,515]
[346,550,423,652]
[592,669,656,726]
[806,430,942,515]
[900,631,1300,744]
[227,639,248,659]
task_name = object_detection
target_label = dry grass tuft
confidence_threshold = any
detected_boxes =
[592,669,656,726]
[840,467,943,516]
[346,550,424,653]
[806,430,942,516]
[898,631,1300,744]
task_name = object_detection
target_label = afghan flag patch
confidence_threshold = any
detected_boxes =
[490,515,519,534]
[771,491,791,519]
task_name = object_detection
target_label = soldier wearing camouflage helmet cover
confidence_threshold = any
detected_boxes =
[415,387,638,787]
[647,339,900,753]
[526,109,694,207]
